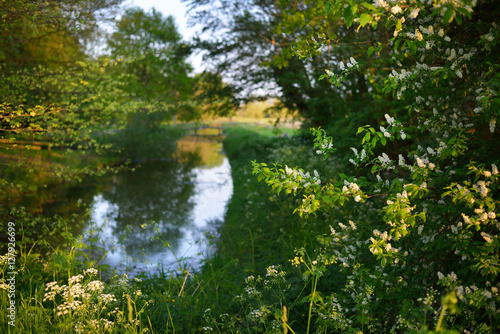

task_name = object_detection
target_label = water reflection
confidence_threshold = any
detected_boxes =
[85,135,233,275]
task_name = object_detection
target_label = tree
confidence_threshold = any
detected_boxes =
[0,0,125,146]
[192,71,239,118]
[250,0,500,332]
[183,0,388,127]
[105,7,193,126]
[0,0,125,203]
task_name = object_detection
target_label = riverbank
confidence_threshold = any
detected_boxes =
[1,123,341,333]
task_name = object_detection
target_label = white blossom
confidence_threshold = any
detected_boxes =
[489,118,496,133]
[373,0,389,9]
[384,114,395,126]
[492,164,498,175]
[391,5,402,15]
[481,232,493,243]
[409,8,420,19]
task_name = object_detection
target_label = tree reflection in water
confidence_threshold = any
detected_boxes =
[102,160,196,259]
[85,137,232,275]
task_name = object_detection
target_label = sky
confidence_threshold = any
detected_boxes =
[125,0,204,72]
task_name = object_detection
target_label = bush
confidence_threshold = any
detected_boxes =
[247,1,500,333]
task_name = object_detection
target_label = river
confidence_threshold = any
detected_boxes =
[81,133,233,276]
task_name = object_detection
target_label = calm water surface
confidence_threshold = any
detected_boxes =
[83,135,233,276]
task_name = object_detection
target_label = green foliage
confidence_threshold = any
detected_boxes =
[106,7,192,107]
[247,0,500,332]
[192,71,239,118]
[2,0,500,332]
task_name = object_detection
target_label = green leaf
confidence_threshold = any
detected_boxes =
[396,19,402,31]
[323,195,332,204]
[367,46,374,57]
[363,132,370,143]
[443,6,454,24]
[456,7,472,19]
[361,2,377,11]
[325,0,332,15]
[381,137,387,146]
[344,6,355,28]
[409,41,417,54]
[358,14,373,30]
